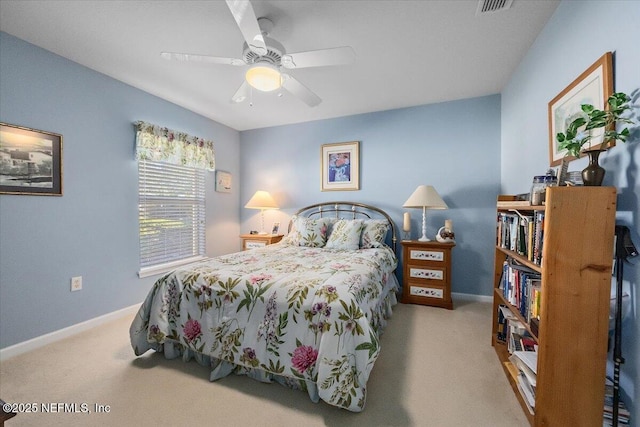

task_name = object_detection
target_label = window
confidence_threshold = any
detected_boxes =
[138,160,205,277]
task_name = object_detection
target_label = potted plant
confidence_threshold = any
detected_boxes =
[555,92,635,185]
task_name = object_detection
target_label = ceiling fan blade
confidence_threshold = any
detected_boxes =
[281,74,321,107]
[160,52,245,66]
[225,0,267,55]
[231,81,250,104]
[281,46,355,69]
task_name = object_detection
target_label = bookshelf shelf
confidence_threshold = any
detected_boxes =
[491,187,616,426]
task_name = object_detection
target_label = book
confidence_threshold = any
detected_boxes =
[510,351,537,384]
[512,350,537,373]
[520,336,537,352]
[497,200,532,208]
[517,372,536,409]
[516,380,535,415]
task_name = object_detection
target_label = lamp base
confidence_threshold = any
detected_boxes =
[418,207,430,242]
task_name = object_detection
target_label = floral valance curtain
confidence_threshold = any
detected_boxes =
[134,121,215,171]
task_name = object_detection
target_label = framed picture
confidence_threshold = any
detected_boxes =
[0,123,63,196]
[321,141,360,191]
[215,170,232,193]
[548,52,613,166]
[271,222,280,235]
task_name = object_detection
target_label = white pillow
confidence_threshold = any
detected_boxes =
[282,215,330,247]
[325,219,364,250]
[360,219,389,248]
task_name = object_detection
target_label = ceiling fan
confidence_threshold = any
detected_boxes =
[160,0,356,107]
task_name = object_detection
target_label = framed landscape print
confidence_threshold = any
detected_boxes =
[321,141,359,191]
[548,52,613,166]
[0,123,63,196]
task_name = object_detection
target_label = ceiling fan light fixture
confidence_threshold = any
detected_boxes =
[245,63,281,92]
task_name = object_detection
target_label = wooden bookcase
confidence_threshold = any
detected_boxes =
[491,187,616,426]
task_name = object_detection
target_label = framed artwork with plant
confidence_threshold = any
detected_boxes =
[0,123,63,196]
[548,52,613,166]
[321,141,359,191]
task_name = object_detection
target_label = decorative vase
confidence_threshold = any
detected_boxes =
[582,149,606,186]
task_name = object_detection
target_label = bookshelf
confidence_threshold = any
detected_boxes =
[491,187,616,426]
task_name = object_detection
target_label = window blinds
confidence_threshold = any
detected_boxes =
[138,160,205,275]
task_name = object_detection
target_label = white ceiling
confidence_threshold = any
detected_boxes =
[0,0,559,131]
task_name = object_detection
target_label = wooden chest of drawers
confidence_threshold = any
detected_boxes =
[401,240,455,309]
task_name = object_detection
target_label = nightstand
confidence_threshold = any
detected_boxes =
[401,240,455,309]
[240,234,284,250]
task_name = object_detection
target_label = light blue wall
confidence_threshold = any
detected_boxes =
[501,1,640,423]
[0,32,241,349]
[239,95,502,294]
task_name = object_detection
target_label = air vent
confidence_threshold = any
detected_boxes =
[476,0,513,15]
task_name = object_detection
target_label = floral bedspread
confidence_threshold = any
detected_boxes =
[130,242,398,412]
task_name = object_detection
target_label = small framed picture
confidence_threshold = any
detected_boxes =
[271,222,280,235]
[215,170,232,193]
[0,123,63,196]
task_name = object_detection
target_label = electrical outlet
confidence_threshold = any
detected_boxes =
[71,276,82,291]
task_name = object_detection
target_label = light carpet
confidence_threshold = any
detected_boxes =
[0,299,528,426]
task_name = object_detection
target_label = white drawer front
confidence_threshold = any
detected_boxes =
[246,240,267,249]
[409,249,444,261]
[409,267,443,280]
[410,286,444,299]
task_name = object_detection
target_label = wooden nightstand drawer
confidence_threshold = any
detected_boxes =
[240,234,283,250]
[401,240,454,309]
[408,266,446,281]
[408,248,447,263]
[406,282,448,300]
[245,240,267,249]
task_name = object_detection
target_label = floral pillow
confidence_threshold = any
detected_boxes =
[360,219,390,249]
[325,219,364,250]
[282,215,330,247]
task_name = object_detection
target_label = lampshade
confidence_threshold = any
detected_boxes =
[403,185,448,209]
[245,190,278,209]
[245,63,282,92]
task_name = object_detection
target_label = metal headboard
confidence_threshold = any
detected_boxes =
[289,201,398,253]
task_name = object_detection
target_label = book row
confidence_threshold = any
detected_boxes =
[497,211,545,265]
[500,257,541,323]
[603,380,631,425]
[507,350,538,416]
[497,305,537,353]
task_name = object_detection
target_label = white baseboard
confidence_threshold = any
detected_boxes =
[452,292,493,303]
[0,303,141,361]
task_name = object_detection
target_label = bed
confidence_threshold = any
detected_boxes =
[130,202,399,412]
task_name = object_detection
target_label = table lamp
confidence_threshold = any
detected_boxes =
[244,190,278,234]
[402,185,448,241]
